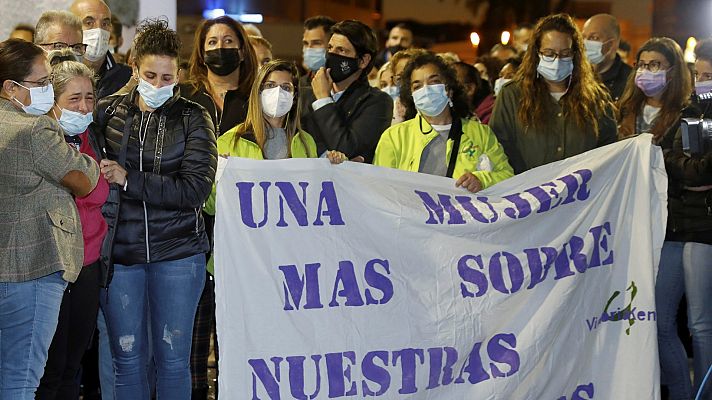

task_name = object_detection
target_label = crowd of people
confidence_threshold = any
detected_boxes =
[1,0,711,399]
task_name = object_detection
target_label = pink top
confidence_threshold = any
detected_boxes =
[76,130,109,266]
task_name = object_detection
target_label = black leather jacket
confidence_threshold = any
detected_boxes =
[95,87,217,268]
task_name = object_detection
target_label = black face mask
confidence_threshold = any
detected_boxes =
[387,45,406,55]
[204,48,241,76]
[325,53,361,83]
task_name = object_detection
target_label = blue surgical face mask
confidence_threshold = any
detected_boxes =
[137,77,175,109]
[382,85,399,101]
[12,81,55,115]
[537,56,574,82]
[412,83,450,117]
[57,107,93,135]
[303,47,326,71]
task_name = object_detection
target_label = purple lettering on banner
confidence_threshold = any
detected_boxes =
[457,255,488,298]
[392,348,425,394]
[279,263,323,311]
[426,347,459,390]
[413,190,466,225]
[329,261,365,307]
[454,342,490,385]
[313,182,345,226]
[502,192,532,219]
[572,382,595,400]
[525,182,562,213]
[249,357,283,400]
[364,259,394,305]
[361,351,391,396]
[560,169,592,204]
[588,222,614,268]
[488,252,524,295]
[286,355,322,399]
[487,333,519,378]
[524,247,558,290]
[325,352,357,398]
[275,182,310,227]
[236,181,271,228]
[567,235,589,273]
[454,196,499,223]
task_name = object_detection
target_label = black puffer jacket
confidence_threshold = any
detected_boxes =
[95,87,217,267]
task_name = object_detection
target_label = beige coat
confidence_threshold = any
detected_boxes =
[0,98,99,283]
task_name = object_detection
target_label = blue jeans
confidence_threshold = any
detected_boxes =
[0,271,67,400]
[100,254,205,400]
[657,241,712,399]
[682,242,712,399]
[97,307,114,400]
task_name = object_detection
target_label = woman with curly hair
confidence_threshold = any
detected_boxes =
[488,13,617,174]
[94,18,217,399]
[374,52,513,192]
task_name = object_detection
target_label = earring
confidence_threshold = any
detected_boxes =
[448,98,453,107]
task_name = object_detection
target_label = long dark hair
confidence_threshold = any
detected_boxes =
[516,13,611,134]
[187,16,258,98]
[618,37,691,141]
[399,52,472,121]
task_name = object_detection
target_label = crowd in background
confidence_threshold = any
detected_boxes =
[1,0,711,399]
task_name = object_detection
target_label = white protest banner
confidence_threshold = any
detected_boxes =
[214,134,666,399]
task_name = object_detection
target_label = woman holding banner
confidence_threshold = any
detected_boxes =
[203,59,347,248]
[488,13,617,174]
[619,37,709,399]
[373,52,513,192]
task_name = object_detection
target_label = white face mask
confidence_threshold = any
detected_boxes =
[83,28,110,62]
[137,78,176,109]
[584,39,610,65]
[494,78,512,96]
[12,81,55,115]
[382,85,399,101]
[261,86,294,118]
[57,107,93,135]
[412,83,450,117]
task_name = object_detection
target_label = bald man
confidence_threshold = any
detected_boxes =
[70,0,131,98]
[583,14,632,101]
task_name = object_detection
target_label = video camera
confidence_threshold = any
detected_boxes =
[681,91,712,156]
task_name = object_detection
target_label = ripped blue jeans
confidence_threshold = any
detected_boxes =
[100,254,205,400]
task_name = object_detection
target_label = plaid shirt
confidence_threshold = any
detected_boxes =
[0,99,100,283]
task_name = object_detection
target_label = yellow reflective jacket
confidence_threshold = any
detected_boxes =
[203,127,316,274]
[373,115,514,189]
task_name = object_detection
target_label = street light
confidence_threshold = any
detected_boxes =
[501,31,511,45]
[470,32,480,47]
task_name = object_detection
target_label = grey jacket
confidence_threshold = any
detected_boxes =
[0,98,100,283]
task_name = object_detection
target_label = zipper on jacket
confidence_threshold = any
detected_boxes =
[194,207,200,236]
[138,112,152,263]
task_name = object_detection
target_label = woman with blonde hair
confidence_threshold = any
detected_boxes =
[205,60,344,198]
[489,13,617,174]
[36,48,110,400]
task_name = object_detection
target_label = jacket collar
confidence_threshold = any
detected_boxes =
[0,96,21,113]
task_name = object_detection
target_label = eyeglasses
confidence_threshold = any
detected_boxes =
[40,42,88,56]
[262,82,295,93]
[634,61,666,73]
[539,49,574,62]
[18,79,52,92]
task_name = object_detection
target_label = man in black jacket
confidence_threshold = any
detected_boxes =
[583,14,632,102]
[301,19,393,163]
[70,0,131,99]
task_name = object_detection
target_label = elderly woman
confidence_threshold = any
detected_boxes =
[0,38,99,399]
[35,49,110,400]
